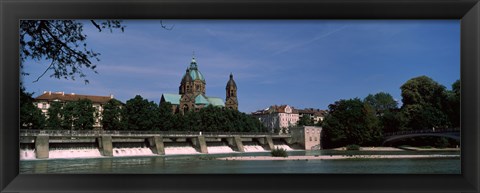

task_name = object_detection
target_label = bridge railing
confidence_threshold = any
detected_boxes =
[384,128,460,137]
[20,129,288,137]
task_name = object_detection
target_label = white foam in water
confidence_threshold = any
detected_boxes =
[164,146,199,155]
[20,149,36,160]
[113,147,154,157]
[207,145,235,154]
[243,145,266,152]
[274,144,293,151]
[49,148,102,159]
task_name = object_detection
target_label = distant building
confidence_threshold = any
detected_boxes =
[34,91,114,128]
[290,126,322,150]
[252,105,299,133]
[297,108,327,124]
[160,56,238,114]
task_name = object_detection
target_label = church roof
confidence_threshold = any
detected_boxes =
[161,93,181,105]
[195,95,210,104]
[161,93,225,107]
[206,97,225,107]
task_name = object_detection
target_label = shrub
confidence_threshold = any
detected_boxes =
[346,144,360,151]
[271,148,288,157]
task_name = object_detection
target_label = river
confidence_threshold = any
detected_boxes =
[20,150,460,174]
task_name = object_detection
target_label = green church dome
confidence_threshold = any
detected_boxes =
[188,57,205,82]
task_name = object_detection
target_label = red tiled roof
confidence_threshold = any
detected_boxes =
[35,91,112,104]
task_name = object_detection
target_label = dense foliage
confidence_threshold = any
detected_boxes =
[20,91,265,132]
[20,86,45,129]
[101,99,126,130]
[297,115,314,126]
[322,98,383,149]
[61,99,96,130]
[271,148,288,157]
[321,76,460,148]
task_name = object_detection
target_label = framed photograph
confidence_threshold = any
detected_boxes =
[1,0,479,192]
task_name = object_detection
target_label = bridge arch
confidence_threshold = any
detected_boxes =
[383,132,460,146]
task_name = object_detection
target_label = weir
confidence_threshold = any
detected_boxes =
[20,130,294,160]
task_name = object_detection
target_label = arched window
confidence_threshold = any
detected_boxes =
[183,105,189,113]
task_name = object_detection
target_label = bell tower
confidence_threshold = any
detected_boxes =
[225,73,238,110]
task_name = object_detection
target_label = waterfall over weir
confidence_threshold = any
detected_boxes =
[164,142,199,155]
[207,142,235,153]
[20,149,36,160]
[242,141,266,152]
[112,142,154,157]
[49,148,102,159]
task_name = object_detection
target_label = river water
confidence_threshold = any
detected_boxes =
[20,150,460,174]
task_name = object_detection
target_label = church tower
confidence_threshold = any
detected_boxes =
[178,56,207,114]
[225,73,238,110]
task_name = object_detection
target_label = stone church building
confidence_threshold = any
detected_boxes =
[160,56,238,114]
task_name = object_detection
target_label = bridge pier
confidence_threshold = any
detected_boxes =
[224,136,245,152]
[189,136,208,153]
[254,137,273,150]
[98,136,113,156]
[147,136,165,155]
[265,136,275,150]
[35,135,49,159]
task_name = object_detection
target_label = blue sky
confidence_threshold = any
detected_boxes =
[22,20,460,113]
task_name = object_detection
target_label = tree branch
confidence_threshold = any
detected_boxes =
[160,20,174,30]
[42,21,92,64]
[33,56,55,83]
[90,20,102,32]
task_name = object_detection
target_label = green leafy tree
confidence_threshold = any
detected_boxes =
[157,102,175,130]
[62,99,96,130]
[400,76,451,130]
[321,98,383,148]
[444,80,460,128]
[45,101,63,130]
[20,86,45,129]
[297,114,314,126]
[401,104,450,130]
[364,92,406,133]
[400,76,447,109]
[364,92,398,115]
[102,99,126,130]
[124,95,159,130]
[20,20,125,83]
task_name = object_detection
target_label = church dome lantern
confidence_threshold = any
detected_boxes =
[188,56,206,83]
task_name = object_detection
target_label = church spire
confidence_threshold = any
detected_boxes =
[225,73,238,110]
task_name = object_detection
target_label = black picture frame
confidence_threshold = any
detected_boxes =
[1,0,479,192]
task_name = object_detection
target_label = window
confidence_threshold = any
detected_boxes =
[315,137,317,141]
[309,137,312,141]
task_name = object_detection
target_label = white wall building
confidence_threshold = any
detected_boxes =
[252,105,300,134]
[34,91,114,129]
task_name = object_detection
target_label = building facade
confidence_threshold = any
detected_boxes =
[252,105,300,133]
[34,91,114,128]
[160,56,238,114]
[297,108,327,124]
[290,126,322,150]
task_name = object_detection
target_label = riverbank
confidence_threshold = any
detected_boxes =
[331,146,460,151]
[332,147,404,151]
[397,146,461,151]
[217,154,460,161]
